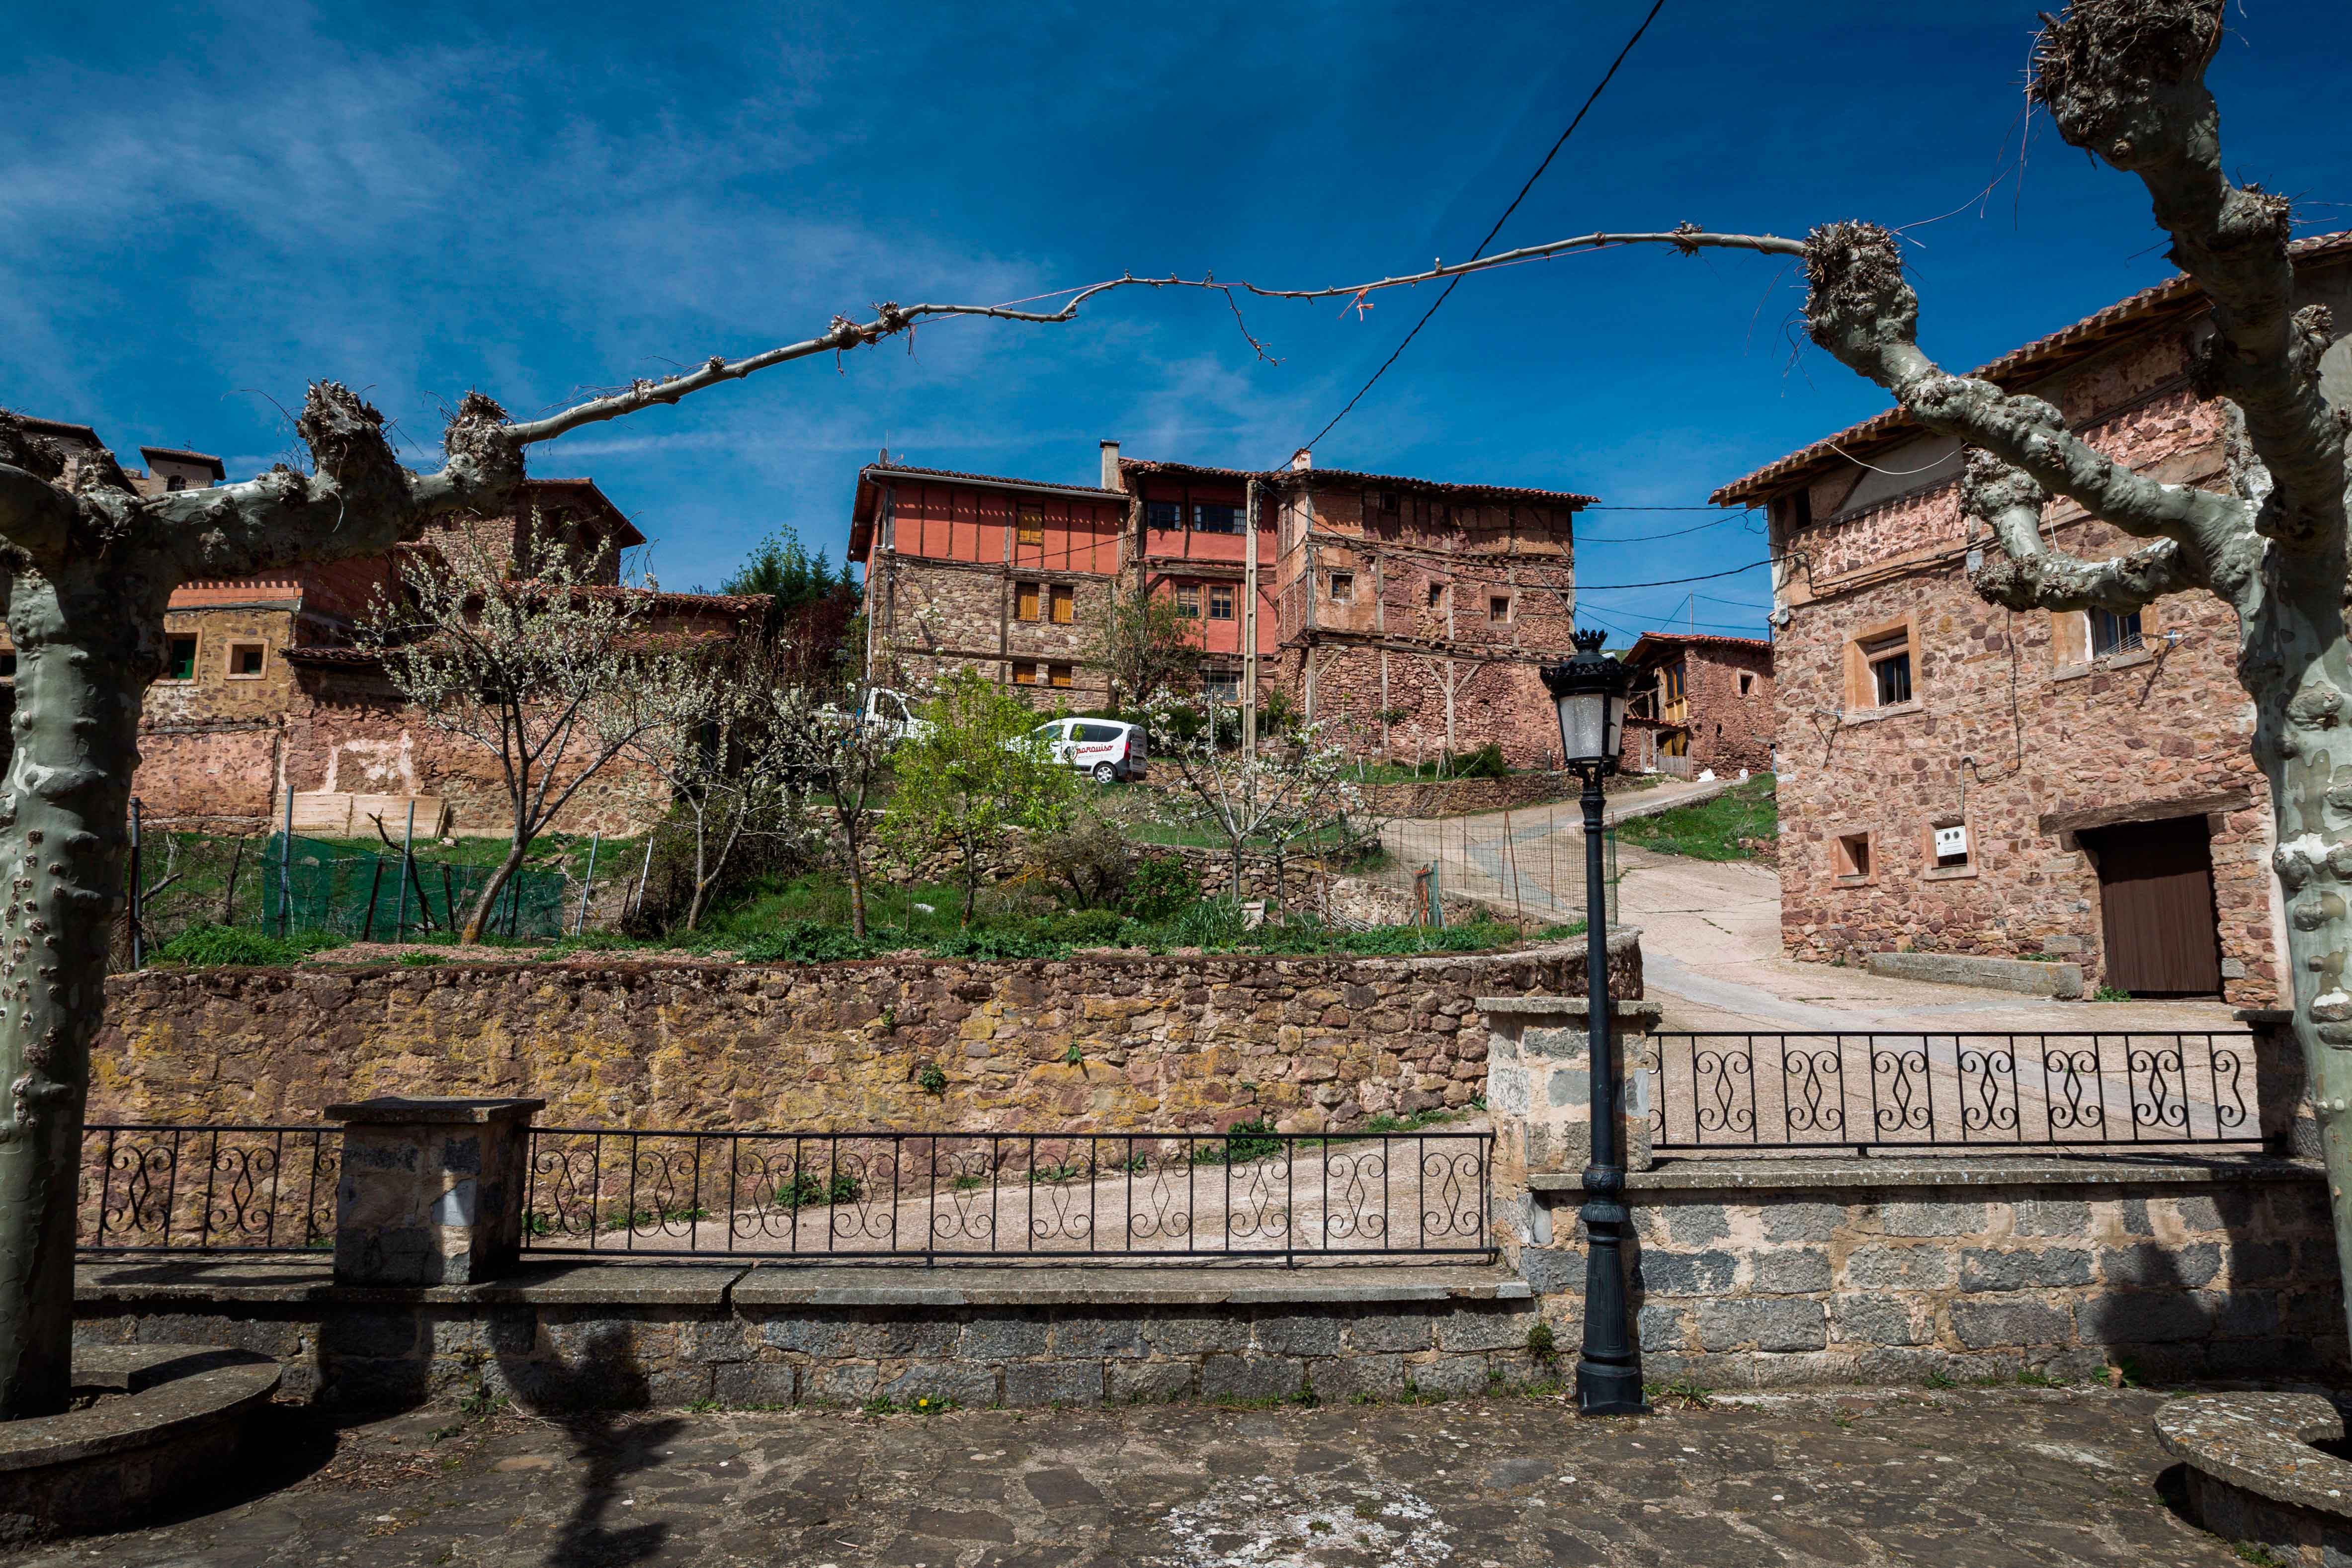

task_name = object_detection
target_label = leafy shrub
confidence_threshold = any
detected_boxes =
[154,924,347,967]
[398,951,446,967]
[1240,919,1519,957]
[1172,898,1248,949]
[1044,908,1129,947]
[1120,853,1198,921]
[925,926,1070,962]
[1195,1117,1283,1165]
[1028,814,1135,910]
[737,921,886,964]
[774,1170,863,1209]
[915,1061,948,1094]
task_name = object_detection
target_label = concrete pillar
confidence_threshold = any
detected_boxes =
[325,1096,544,1286]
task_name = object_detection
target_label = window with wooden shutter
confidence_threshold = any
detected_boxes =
[1017,505,1044,547]
[1050,584,1075,624]
[1048,663,1073,688]
[1011,661,1038,685]
[1016,582,1041,621]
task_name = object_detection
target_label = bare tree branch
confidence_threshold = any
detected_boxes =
[1957,450,2198,612]
[2033,0,2348,549]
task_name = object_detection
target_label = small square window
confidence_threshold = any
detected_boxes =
[1329,573,1354,603]
[1176,585,1201,618]
[1489,595,1510,623]
[2090,607,2143,658]
[1738,671,1756,696]
[1379,491,1399,515]
[228,643,266,677]
[1145,500,1180,530]
[1016,582,1041,622]
[1050,584,1075,625]
[1200,664,1240,701]
[1835,832,1872,880]
[1427,583,1444,609]
[1860,630,1912,707]
[1017,506,1045,547]
[1011,661,1039,685]
[167,635,198,680]
[1192,503,1241,534]
[1048,663,1073,689]
[1207,585,1235,620]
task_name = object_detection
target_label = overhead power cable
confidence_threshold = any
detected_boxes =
[1575,512,1762,543]
[1577,558,1767,590]
[1293,0,1670,457]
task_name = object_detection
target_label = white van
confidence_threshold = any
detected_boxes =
[1029,717,1148,783]
[855,687,929,743]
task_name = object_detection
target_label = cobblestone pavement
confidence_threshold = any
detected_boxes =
[8,1385,2250,1567]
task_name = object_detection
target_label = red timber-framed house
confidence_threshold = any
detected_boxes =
[848,443,1595,764]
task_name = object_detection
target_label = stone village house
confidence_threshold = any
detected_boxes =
[1,417,766,837]
[848,443,1593,765]
[1617,631,1774,776]
[1714,233,2352,1004]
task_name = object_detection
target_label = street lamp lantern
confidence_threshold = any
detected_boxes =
[1540,629,1630,769]
[1537,624,1645,1416]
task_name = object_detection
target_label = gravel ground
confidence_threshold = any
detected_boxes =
[6,1384,2249,1567]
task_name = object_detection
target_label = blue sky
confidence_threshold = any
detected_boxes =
[6,1,2346,639]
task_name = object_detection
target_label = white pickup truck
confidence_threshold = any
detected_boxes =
[854,687,930,743]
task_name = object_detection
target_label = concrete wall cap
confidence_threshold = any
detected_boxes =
[324,1095,548,1124]
[2155,1393,2352,1518]
[2233,1007,2296,1024]
[1523,1153,2324,1194]
[1476,995,1665,1022]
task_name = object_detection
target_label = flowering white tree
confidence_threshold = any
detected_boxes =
[1147,703,1367,905]
[367,518,661,941]
[620,640,816,933]
[770,677,901,939]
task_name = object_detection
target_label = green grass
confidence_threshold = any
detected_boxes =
[152,924,349,966]
[1614,774,1777,861]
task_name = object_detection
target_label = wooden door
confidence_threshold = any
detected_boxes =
[2085,817,2223,995]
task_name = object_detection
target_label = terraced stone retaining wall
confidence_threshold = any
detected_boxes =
[94,938,1638,1134]
[72,1263,1545,1411]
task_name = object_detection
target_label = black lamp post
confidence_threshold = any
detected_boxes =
[1539,627,1643,1416]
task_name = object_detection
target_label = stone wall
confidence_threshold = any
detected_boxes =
[93,938,1641,1134]
[73,1262,1543,1411]
[1771,320,2283,1004]
[1512,1159,2342,1386]
[1358,773,1579,820]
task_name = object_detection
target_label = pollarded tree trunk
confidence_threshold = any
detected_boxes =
[0,564,175,1414]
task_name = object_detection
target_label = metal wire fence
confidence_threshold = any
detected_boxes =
[1366,805,1619,929]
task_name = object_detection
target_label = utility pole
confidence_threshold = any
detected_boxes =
[1244,477,1261,763]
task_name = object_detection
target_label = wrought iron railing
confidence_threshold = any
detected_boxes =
[521,1128,1495,1262]
[80,1123,339,1253]
[1650,1031,2259,1153]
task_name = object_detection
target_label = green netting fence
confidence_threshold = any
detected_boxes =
[119,828,578,962]
[258,833,572,942]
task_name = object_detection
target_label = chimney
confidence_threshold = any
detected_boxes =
[1099,439,1122,491]
[1290,447,1312,472]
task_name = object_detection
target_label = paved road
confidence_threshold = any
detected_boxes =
[13,1387,2243,1567]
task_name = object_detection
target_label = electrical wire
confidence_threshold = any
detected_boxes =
[1577,559,1767,590]
[1574,512,1763,543]
[1292,0,1670,458]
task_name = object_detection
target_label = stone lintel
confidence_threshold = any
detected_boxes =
[1520,1154,2323,1194]
[324,1095,546,1125]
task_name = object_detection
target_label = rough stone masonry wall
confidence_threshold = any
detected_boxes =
[1774,324,2279,1004]
[72,1267,1545,1411]
[1680,645,1774,775]
[1515,1162,2341,1386]
[93,939,1640,1134]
